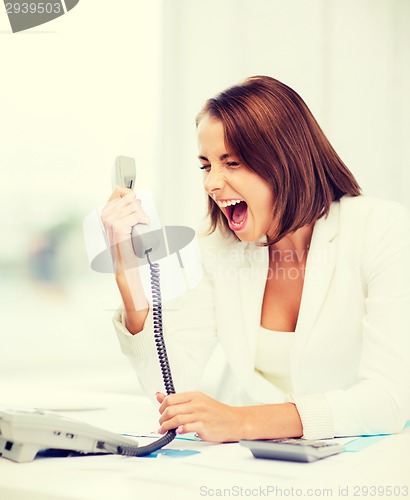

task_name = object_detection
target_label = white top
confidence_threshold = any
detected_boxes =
[255,326,295,393]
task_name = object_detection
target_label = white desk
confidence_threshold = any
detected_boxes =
[0,386,409,500]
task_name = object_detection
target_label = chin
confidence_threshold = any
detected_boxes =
[233,230,262,243]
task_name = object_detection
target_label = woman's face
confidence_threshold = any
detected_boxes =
[197,114,275,242]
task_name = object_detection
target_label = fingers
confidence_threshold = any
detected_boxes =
[158,392,196,427]
[103,193,142,222]
[158,402,194,427]
[155,391,240,442]
[158,392,199,414]
[107,185,134,201]
[106,187,150,224]
[101,190,151,244]
[103,199,147,234]
[157,392,208,435]
[157,392,193,430]
[158,422,204,438]
[156,392,166,404]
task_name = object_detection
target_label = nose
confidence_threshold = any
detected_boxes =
[203,166,226,195]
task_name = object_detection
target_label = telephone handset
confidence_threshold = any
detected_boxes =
[0,157,179,463]
[112,156,163,260]
[83,159,202,303]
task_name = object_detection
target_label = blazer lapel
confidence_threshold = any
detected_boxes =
[294,201,340,354]
[239,239,270,365]
[212,239,268,379]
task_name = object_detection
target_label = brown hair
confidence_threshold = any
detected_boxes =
[196,75,361,245]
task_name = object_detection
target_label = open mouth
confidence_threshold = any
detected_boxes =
[225,200,248,232]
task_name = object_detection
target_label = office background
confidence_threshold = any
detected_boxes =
[0,0,409,395]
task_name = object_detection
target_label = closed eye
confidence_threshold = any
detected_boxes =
[199,161,240,172]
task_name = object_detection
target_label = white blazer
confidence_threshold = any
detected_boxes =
[114,195,410,439]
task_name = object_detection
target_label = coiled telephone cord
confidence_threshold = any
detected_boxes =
[102,249,177,457]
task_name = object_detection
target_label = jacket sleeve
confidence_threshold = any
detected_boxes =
[112,242,218,401]
[290,201,410,439]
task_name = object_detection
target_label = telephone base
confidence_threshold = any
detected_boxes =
[0,437,107,463]
[0,437,42,463]
[0,408,139,463]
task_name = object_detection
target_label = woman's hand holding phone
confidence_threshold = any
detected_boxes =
[101,186,151,334]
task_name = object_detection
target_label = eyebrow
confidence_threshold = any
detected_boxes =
[198,153,232,162]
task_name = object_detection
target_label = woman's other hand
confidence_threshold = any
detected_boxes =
[156,391,303,443]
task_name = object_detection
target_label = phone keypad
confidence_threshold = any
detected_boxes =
[269,439,337,448]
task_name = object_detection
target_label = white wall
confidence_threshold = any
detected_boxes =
[0,1,162,393]
[326,0,410,205]
[157,0,410,230]
[0,0,162,263]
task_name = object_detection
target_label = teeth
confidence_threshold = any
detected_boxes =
[217,199,243,208]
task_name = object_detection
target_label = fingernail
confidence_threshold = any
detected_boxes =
[176,425,184,434]
[157,427,164,434]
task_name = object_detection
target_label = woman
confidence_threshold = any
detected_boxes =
[102,76,410,442]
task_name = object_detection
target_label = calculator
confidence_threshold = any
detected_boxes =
[240,438,345,462]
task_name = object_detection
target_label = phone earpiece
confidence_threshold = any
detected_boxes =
[112,156,136,191]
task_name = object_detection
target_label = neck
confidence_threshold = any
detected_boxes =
[269,224,314,263]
